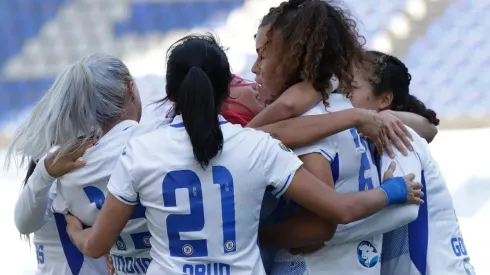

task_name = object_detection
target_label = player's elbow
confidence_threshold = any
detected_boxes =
[335,201,358,225]
[423,125,438,143]
[83,238,108,259]
[276,97,298,118]
[322,222,337,241]
[14,214,41,235]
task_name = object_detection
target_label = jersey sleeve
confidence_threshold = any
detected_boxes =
[107,142,140,206]
[293,135,338,162]
[259,135,303,198]
[326,146,422,246]
[14,157,56,234]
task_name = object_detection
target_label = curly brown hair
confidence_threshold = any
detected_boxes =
[260,0,367,105]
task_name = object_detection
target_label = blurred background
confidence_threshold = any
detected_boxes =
[0,0,488,274]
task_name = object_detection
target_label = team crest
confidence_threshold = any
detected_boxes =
[182,244,194,256]
[357,241,380,268]
[116,236,127,251]
[224,240,235,252]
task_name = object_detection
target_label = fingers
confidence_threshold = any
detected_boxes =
[383,161,396,180]
[386,126,407,157]
[68,160,87,171]
[374,136,384,157]
[403,173,416,182]
[413,197,425,205]
[410,181,422,190]
[70,140,95,160]
[413,189,424,198]
[396,120,413,141]
[382,131,395,158]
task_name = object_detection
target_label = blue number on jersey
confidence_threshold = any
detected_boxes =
[83,186,148,250]
[162,166,237,257]
[350,129,375,191]
[36,244,44,264]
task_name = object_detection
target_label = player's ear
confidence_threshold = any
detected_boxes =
[379,91,393,110]
[127,81,135,101]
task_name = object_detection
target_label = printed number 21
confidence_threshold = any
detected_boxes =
[350,129,375,191]
[163,166,236,257]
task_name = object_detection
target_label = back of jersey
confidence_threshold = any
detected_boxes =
[109,115,302,275]
[381,128,475,275]
[34,184,108,275]
[52,120,155,275]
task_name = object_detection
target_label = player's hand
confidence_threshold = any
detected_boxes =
[289,244,324,255]
[355,109,412,158]
[378,110,413,157]
[383,161,424,205]
[65,214,83,233]
[105,254,115,275]
[45,139,96,178]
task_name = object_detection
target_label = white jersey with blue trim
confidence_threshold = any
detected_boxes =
[270,94,383,275]
[13,154,108,275]
[33,184,109,275]
[380,127,475,275]
[52,119,169,275]
[107,115,303,275]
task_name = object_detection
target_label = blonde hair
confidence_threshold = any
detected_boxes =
[6,53,135,167]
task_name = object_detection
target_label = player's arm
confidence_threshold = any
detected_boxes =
[326,148,422,245]
[259,136,423,226]
[66,194,134,258]
[14,143,90,234]
[14,158,55,234]
[247,82,321,128]
[388,110,438,143]
[259,152,337,249]
[66,143,139,258]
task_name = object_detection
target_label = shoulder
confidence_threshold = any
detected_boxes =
[326,94,354,112]
[405,126,429,160]
[300,102,327,116]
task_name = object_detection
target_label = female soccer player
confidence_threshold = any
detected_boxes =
[246,1,390,274]
[62,34,422,275]
[14,152,109,275]
[350,51,475,275]
[8,53,154,275]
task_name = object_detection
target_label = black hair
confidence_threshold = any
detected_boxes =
[259,0,367,105]
[367,50,440,126]
[24,159,37,186]
[162,34,232,169]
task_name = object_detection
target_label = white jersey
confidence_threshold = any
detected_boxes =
[380,127,475,275]
[270,94,384,275]
[14,159,107,275]
[134,75,173,125]
[108,114,303,275]
[52,120,168,275]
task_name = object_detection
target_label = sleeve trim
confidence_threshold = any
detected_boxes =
[113,194,139,206]
[319,149,334,162]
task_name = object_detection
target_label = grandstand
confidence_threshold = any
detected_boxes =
[0,0,488,274]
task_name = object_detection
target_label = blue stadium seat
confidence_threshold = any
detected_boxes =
[114,0,244,36]
[405,0,490,118]
[0,0,71,69]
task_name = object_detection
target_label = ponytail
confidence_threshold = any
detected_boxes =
[177,66,223,169]
[394,94,440,126]
[6,54,129,168]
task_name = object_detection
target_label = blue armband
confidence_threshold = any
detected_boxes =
[379,177,407,205]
